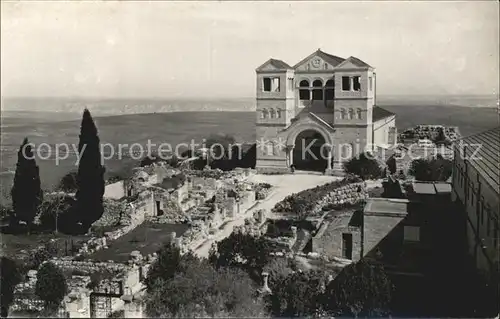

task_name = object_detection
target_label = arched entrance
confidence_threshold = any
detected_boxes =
[293,129,328,171]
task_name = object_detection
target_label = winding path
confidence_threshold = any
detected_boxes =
[193,173,341,258]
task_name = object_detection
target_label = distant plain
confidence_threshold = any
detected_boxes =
[1,95,498,203]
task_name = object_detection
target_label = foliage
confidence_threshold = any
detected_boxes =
[0,257,22,317]
[35,262,68,311]
[11,138,43,227]
[146,261,265,318]
[145,243,266,317]
[273,174,363,217]
[75,109,105,230]
[267,270,326,317]
[144,243,185,290]
[432,128,452,146]
[205,133,237,159]
[262,257,296,290]
[57,171,78,192]
[343,152,383,180]
[140,152,162,167]
[209,232,272,278]
[324,260,393,317]
[26,242,59,270]
[408,156,452,181]
[38,194,76,231]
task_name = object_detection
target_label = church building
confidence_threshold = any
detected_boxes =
[255,49,397,175]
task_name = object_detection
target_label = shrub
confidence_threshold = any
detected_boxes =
[35,262,68,311]
[38,194,76,231]
[57,171,78,192]
[344,153,382,180]
[408,156,452,181]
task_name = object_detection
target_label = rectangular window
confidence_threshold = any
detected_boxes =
[353,76,361,91]
[404,226,420,242]
[369,76,373,91]
[342,233,353,260]
[342,76,350,91]
[263,77,271,92]
[266,143,274,156]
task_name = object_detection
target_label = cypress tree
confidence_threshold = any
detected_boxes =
[11,138,42,228]
[75,109,105,230]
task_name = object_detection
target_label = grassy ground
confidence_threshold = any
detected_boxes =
[0,229,90,263]
[88,222,190,262]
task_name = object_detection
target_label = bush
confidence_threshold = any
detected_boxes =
[38,194,76,231]
[324,260,393,317]
[35,262,68,311]
[57,171,78,192]
[344,153,382,180]
[27,242,59,270]
[408,157,452,181]
[1,257,22,317]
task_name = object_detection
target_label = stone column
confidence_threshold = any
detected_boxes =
[349,76,354,91]
[286,145,294,167]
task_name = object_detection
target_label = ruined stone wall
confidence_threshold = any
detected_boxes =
[104,181,126,199]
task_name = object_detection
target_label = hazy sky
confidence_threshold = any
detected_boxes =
[1,1,498,98]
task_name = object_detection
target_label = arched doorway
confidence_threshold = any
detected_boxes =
[293,129,328,171]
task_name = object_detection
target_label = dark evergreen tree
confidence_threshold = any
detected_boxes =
[75,109,105,230]
[11,138,42,227]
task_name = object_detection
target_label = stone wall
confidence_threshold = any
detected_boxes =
[104,181,126,200]
[312,213,362,261]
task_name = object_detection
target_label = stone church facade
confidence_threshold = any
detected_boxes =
[255,49,397,175]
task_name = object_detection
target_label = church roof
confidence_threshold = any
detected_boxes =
[344,56,372,68]
[256,58,292,71]
[372,106,395,122]
[268,58,292,69]
[293,49,345,69]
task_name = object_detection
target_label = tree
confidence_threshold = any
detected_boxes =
[344,152,382,180]
[10,138,43,228]
[57,171,78,192]
[263,258,296,291]
[209,232,272,278]
[144,243,199,290]
[0,257,22,317]
[267,270,325,317]
[145,259,266,318]
[75,109,105,230]
[35,262,68,312]
[38,194,76,232]
[324,260,393,317]
[408,157,452,181]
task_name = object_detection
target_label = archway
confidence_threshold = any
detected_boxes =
[293,129,328,171]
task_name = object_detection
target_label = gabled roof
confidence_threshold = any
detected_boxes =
[373,106,395,122]
[293,49,345,69]
[256,58,292,71]
[335,56,373,69]
[458,126,500,193]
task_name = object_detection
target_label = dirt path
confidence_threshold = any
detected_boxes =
[193,174,341,258]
